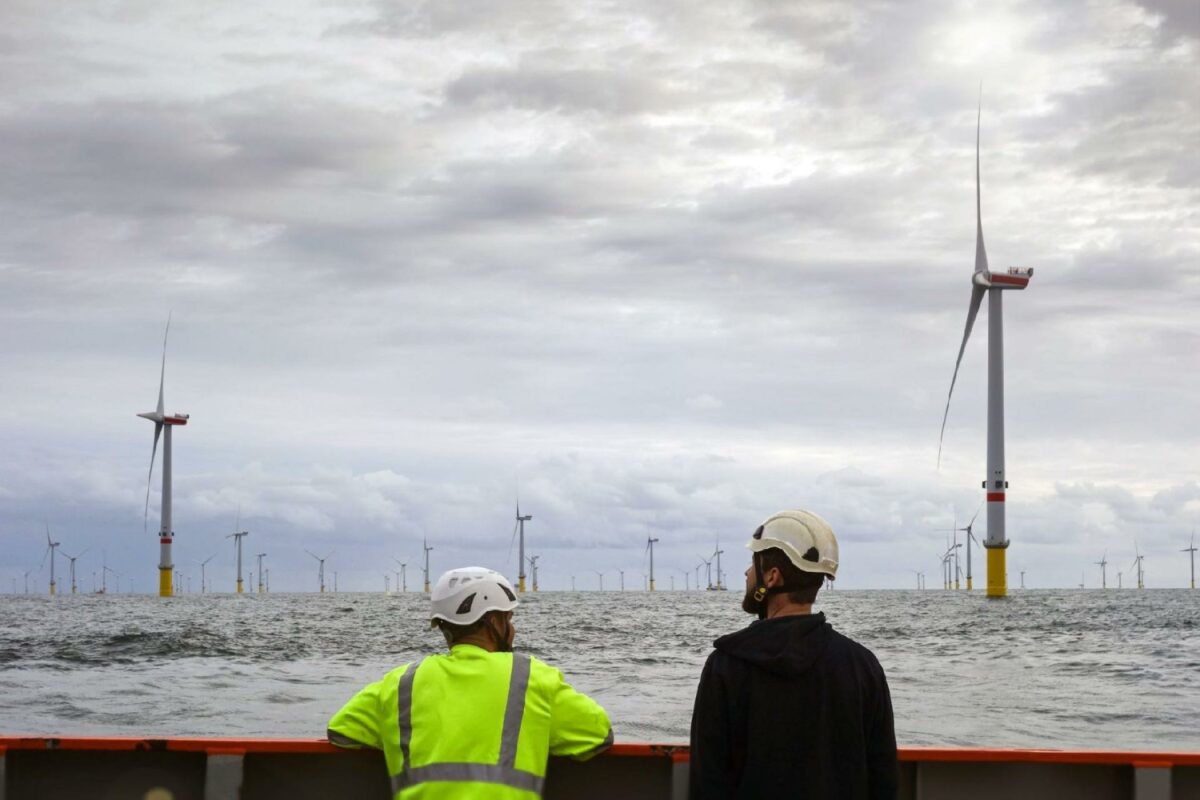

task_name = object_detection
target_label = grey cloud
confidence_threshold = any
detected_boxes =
[445,67,674,116]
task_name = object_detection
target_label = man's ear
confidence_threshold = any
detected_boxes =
[764,566,782,588]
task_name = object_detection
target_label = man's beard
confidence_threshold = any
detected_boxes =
[741,587,761,615]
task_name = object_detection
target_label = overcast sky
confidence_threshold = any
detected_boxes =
[1,0,1197,594]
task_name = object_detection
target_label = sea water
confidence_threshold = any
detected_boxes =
[0,589,1196,750]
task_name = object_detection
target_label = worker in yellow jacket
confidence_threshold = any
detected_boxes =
[328,566,613,798]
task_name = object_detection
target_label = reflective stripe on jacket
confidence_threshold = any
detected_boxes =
[328,644,613,798]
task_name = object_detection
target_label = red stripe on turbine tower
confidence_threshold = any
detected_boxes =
[986,493,1006,502]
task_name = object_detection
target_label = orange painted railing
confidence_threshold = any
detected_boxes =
[1,736,1197,765]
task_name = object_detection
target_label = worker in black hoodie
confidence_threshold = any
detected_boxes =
[689,509,898,799]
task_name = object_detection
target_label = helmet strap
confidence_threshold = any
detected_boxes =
[752,552,769,620]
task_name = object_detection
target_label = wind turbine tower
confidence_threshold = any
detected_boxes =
[256,553,267,594]
[938,100,1034,599]
[1183,531,1197,590]
[713,542,725,590]
[1096,552,1108,589]
[138,316,190,597]
[957,505,982,590]
[395,559,407,592]
[646,537,659,591]
[515,502,532,593]
[527,556,539,592]
[199,554,216,594]
[229,530,248,593]
[1131,547,1145,590]
[423,538,433,593]
[42,527,61,596]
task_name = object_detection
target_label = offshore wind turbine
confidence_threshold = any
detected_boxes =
[228,529,249,593]
[1183,530,1196,589]
[1096,551,1108,589]
[645,536,659,591]
[594,570,605,591]
[712,541,725,590]
[698,555,713,590]
[104,565,120,594]
[513,500,532,593]
[305,550,333,592]
[395,559,407,592]
[423,538,434,593]
[256,553,267,593]
[956,504,983,590]
[1131,545,1145,590]
[937,98,1035,599]
[41,526,61,596]
[199,554,216,594]
[138,315,190,597]
[526,556,539,592]
[59,547,88,595]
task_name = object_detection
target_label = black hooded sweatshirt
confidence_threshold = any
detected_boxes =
[688,612,897,799]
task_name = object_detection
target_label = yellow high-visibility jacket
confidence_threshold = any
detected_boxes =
[328,644,613,798]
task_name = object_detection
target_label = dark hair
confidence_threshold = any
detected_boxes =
[757,547,825,604]
[437,610,507,644]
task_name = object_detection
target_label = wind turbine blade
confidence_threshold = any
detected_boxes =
[975,95,989,276]
[144,422,163,532]
[937,284,986,468]
[305,549,319,561]
[968,501,983,528]
[157,315,170,417]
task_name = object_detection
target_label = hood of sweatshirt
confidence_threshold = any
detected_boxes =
[712,612,832,678]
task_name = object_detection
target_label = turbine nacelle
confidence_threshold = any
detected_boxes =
[972,267,1034,290]
[137,411,188,424]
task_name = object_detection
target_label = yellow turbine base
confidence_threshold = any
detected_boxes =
[49,583,56,596]
[236,579,244,595]
[649,580,656,592]
[967,577,973,591]
[159,569,173,597]
[986,549,1007,598]
[518,577,526,593]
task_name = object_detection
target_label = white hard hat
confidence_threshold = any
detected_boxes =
[747,510,839,577]
[430,567,519,628]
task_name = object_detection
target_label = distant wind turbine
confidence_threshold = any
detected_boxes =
[199,553,216,594]
[526,556,539,592]
[1130,545,1145,590]
[423,538,434,593]
[1096,551,1108,590]
[956,504,983,591]
[698,554,713,590]
[228,528,249,594]
[60,547,88,595]
[138,315,190,597]
[41,525,61,596]
[256,553,267,594]
[937,95,1035,599]
[594,570,605,591]
[305,550,333,593]
[1183,530,1197,590]
[512,499,532,593]
[645,537,659,591]
[712,541,725,590]
[395,559,408,592]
